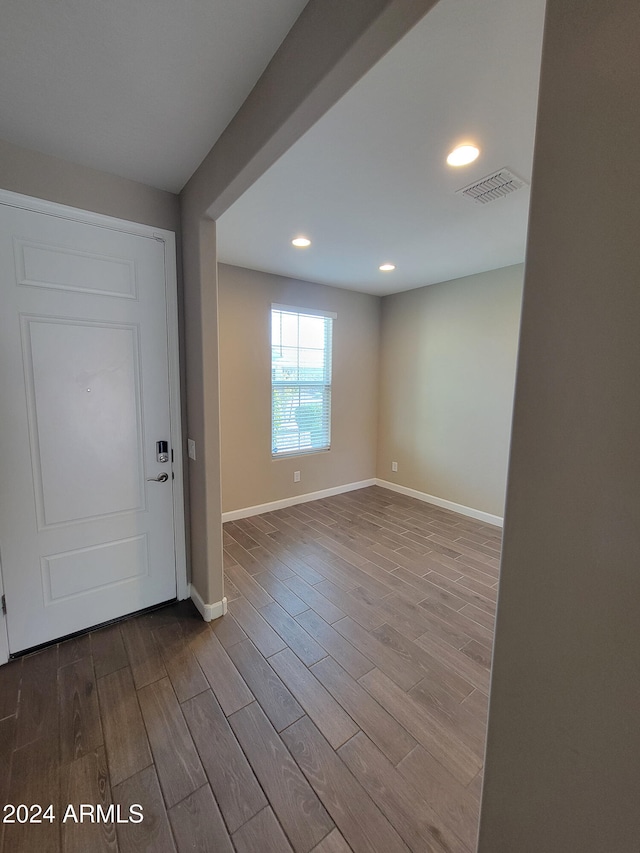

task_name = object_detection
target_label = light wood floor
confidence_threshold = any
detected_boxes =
[0,486,499,853]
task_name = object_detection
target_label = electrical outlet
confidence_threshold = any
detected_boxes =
[392,461,398,472]
[293,471,301,483]
[188,439,196,460]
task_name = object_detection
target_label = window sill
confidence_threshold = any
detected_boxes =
[272,447,331,460]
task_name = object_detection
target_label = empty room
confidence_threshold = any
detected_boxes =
[1,1,638,852]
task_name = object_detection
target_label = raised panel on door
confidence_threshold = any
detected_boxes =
[14,236,138,298]
[23,317,145,527]
[42,535,150,604]
[0,200,179,654]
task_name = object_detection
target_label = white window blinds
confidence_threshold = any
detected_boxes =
[271,305,334,457]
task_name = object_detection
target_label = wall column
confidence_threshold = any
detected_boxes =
[479,1,640,849]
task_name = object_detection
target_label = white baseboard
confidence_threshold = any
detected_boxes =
[222,479,377,522]
[190,585,228,622]
[375,479,503,528]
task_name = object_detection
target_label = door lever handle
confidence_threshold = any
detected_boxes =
[146,472,169,483]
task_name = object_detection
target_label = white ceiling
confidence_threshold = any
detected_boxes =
[0,0,308,192]
[1,0,546,296]
[217,0,547,296]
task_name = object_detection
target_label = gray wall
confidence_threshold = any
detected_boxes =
[0,138,179,232]
[218,264,379,513]
[378,265,523,518]
[479,0,640,849]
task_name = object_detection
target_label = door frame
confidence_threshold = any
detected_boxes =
[0,189,188,663]
[0,560,8,665]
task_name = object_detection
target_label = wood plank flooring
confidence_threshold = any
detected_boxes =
[0,486,499,852]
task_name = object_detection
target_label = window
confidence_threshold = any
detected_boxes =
[271,304,334,457]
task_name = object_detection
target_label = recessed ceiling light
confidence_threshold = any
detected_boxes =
[379,263,395,272]
[446,145,480,167]
[291,236,311,247]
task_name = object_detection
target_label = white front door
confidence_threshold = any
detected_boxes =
[0,197,182,654]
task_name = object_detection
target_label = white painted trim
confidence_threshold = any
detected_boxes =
[0,189,189,620]
[221,479,377,522]
[190,586,227,622]
[0,629,8,665]
[0,188,173,241]
[161,234,189,601]
[375,479,503,528]
[272,303,337,320]
[0,563,9,666]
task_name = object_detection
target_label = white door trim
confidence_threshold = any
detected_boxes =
[0,189,188,663]
[0,561,9,666]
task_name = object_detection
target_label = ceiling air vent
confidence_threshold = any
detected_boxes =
[456,168,528,204]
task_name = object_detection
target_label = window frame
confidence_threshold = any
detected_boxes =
[270,304,336,459]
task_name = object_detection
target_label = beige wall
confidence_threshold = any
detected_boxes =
[218,264,379,513]
[179,212,222,604]
[0,138,179,232]
[479,0,640,850]
[377,264,523,518]
[179,0,437,606]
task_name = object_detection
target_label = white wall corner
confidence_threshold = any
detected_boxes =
[190,585,228,622]
[221,478,377,522]
[375,478,504,528]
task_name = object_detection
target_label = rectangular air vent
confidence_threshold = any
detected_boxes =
[456,168,528,204]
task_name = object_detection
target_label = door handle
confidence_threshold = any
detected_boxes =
[146,472,169,483]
